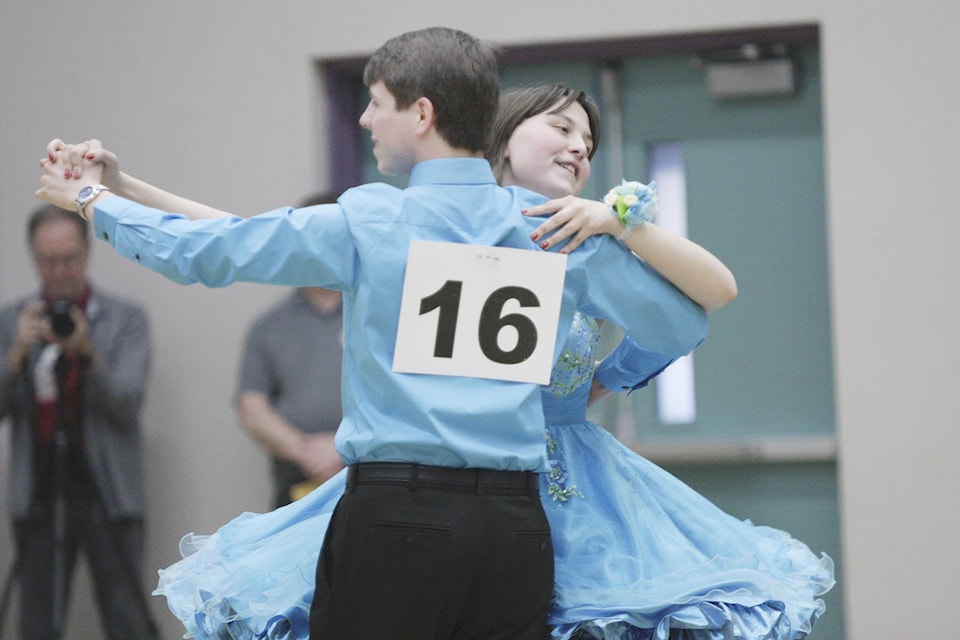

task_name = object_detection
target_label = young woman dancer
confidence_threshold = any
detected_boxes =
[488,85,833,639]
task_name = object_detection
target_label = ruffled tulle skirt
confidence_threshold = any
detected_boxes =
[542,422,833,639]
[154,423,833,640]
[154,471,344,640]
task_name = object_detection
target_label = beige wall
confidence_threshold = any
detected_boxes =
[2,2,958,638]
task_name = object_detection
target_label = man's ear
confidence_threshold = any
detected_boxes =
[414,96,435,134]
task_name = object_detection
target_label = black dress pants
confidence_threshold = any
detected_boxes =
[309,463,554,640]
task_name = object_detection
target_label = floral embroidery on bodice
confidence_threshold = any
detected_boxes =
[543,312,600,400]
[542,311,601,504]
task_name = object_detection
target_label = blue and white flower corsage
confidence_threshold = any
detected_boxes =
[603,179,659,241]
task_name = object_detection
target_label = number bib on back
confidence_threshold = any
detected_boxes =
[393,240,566,384]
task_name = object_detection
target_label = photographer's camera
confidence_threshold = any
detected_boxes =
[48,300,76,338]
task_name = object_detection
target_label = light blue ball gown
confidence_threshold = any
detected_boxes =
[154,312,834,640]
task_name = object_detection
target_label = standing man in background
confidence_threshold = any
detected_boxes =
[0,204,156,639]
[236,284,344,507]
[235,194,344,508]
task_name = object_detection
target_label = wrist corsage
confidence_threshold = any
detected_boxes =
[604,179,658,241]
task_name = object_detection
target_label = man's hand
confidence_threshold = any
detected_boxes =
[587,372,613,407]
[54,306,95,362]
[297,432,345,484]
[7,302,45,371]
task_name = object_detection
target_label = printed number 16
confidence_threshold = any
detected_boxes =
[419,280,540,365]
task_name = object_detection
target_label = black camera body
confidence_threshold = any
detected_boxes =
[48,300,76,338]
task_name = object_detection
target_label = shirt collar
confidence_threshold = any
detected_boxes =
[407,157,497,187]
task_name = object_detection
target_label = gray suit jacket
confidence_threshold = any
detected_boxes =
[0,288,151,520]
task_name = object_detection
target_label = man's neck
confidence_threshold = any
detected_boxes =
[411,131,483,165]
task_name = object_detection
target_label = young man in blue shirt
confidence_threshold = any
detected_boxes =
[37,27,706,640]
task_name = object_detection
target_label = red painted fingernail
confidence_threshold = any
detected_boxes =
[86,153,95,159]
[521,209,528,213]
[540,241,549,249]
[530,232,539,241]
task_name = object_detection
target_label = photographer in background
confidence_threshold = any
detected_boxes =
[0,204,157,640]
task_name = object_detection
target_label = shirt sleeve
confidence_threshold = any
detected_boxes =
[594,334,675,393]
[571,234,709,361]
[92,197,356,289]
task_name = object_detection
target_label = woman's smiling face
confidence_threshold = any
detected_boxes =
[499,99,594,199]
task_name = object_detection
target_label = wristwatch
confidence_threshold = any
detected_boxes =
[74,184,111,220]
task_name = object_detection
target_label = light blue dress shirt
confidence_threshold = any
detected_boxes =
[92,158,706,472]
[595,334,678,393]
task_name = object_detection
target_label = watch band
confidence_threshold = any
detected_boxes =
[74,184,111,221]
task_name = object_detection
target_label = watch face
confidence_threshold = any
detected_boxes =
[77,185,94,200]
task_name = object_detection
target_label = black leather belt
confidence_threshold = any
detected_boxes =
[347,462,539,495]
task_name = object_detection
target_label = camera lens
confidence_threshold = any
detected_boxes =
[48,300,76,338]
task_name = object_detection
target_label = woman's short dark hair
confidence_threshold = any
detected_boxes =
[363,27,500,153]
[486,84,602,182]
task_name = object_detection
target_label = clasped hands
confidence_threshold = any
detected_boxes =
[36,139,119,213]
